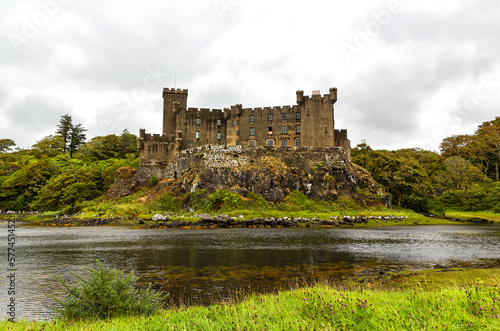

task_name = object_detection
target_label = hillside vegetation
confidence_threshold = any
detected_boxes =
[1,115,499,217]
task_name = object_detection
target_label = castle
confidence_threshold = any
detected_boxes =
[138,88,350,165]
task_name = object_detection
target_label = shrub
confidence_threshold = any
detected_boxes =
[203,190,240,211]
[53,260,166,320]
[149,176,159,187]
[156,193,182,212]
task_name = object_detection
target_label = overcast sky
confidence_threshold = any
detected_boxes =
[1,0,500,151]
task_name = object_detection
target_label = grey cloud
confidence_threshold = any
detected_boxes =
[1,94,73,147]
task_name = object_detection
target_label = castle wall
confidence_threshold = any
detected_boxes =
[225,105,242,146]
[179,107,227,148]
[299,90,336,148]
[239,105,301,147]
[140,87,350,166]
[137,129,177,164]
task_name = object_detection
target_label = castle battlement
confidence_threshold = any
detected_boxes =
[163,88,188,95]
[139,87,350,166]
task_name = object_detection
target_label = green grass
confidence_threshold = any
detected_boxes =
[12,189,497,227]
[3,269,500,330]
[445,210,500,223]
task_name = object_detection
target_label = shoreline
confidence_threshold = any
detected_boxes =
[1,212,496,228]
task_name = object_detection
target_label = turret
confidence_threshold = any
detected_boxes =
[329,87,338,104]
[224,108,231,120]
[231,104,243,117]
[137,129,146,151]
[296,90,304,105]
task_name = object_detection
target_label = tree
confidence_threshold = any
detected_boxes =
[475,117,500,180]
[0,158,55,210]
[31,135,65,158]
[440,156,488,190]
[352,143,435,210]
[55,114,87,158]
[68,123,87,158]
[0,139,16,153]
[30,166,99,211]
[56,114,73,153]
[79,135,121,160]
[119,129,138,158]
[439,134,473,158]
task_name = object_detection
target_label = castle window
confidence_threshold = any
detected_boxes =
[249,140,255,146]
[231,120,234,126]
[237,130,240,136]
[296,112,301,120]
[217,119,221,126]
[282,113,287,120]
[195,131,200,139]
[282,126,287,134]
[237,140,240,145]
[237,120,239,125]
[250,128,255,136]
[268,114,273,121]
[282,139,288,146]
[217,132,221,140]
[267,139,274,146]
[324,127,328,133]
[296,139,301,147]
[268,127,273,135]
[196,118,201,125]
[296,125,301,134]
[250,115,254,122]
[307,111,310,116]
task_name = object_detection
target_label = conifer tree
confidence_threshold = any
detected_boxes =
[56,114,73,152]
[55,114,87,158]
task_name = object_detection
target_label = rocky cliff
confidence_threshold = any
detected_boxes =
[111,146,388,205]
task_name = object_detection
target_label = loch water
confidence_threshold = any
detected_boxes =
[1,222,499,320]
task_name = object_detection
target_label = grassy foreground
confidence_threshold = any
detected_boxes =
[3,269,499,330]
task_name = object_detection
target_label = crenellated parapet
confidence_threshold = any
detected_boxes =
[137,128,178,164]
[163,88,188,97]
[142,87,350,166]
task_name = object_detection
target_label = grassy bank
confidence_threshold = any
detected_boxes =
[3,269,500,330]
[4,188,498,227]
[445,210,500,223]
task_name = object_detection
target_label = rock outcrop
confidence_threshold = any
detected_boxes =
[107,146,388,205]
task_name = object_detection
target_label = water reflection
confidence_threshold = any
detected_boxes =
[1,223,499,320]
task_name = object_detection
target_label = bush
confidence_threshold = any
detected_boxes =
[156,193,182,212]
[53,260,166,320]
[149,176,159,187]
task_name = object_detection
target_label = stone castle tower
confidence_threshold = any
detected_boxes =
[138,88,350,165]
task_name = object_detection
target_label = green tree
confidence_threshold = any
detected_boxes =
[0,158,55,210]
[440,156,488,190]
[439,134,472,158]
[56,114,87,158]
[352,143,435,210]
[119,129,138,158]
[56,114,73,153]
[31,166,99,211]
[68,123,87,158]
[31,135,65,158]
[78,135,120,160]
[439,117,500,180]
[0,139,16,153]
[475,117,500,180]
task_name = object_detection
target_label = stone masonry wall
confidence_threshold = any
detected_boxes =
[136,145,381,203]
